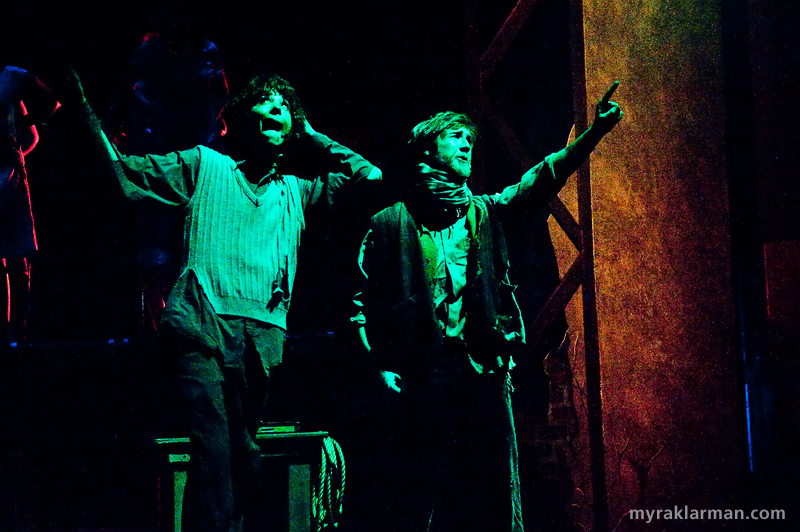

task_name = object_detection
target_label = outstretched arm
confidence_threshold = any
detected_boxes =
[550,81,623,179]
[58,67,197,206]
[57,67,121,167]
[494,81,624,211]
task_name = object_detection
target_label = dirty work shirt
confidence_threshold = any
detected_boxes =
[423,215,470,339]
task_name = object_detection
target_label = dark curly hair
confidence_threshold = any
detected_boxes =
[408,111,478,157]
[228,73,306,141]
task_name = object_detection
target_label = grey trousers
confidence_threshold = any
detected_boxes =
[169,325,283,532]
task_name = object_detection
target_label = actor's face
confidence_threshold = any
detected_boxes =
[250,91,292,147]
[431,127,473,182]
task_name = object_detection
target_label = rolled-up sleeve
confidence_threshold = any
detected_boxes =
[300,132,381,209]
[115,146,202,206]
[491,153,561,213]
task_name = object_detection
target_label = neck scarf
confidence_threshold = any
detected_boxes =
[411,162,473,213]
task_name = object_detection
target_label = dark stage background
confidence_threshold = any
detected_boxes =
[1,1,576,530]
[3,0,800,531]
[3,0,573,342]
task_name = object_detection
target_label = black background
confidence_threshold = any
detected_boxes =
[2,1,575,529]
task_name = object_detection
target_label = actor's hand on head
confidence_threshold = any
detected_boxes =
[593,80,623,134]
[380,370,403,393]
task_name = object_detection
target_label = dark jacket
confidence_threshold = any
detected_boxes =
[362,197,524,378]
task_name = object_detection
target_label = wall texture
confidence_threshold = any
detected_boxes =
[549,0,746,528]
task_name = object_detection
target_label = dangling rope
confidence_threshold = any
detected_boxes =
[312,436,345,531]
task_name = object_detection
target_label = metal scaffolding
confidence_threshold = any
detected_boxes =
[464,1,610,530]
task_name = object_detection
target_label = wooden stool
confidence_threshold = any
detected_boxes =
[255,430,330,532]
[155,431,332,532]
[154,436,191,532]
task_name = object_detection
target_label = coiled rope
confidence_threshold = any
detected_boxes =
[312,436,345,530]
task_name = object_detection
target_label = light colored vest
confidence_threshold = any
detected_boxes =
[183,146,305,329]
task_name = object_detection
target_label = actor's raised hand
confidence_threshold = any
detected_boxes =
[48,64,88,108]
[593,80,623,134]
[46,65,119,162]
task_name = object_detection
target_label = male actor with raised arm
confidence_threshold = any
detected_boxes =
[353,83,622,531]
[66,71,381,532]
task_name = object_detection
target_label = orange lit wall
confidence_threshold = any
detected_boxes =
[550,0,745,526]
